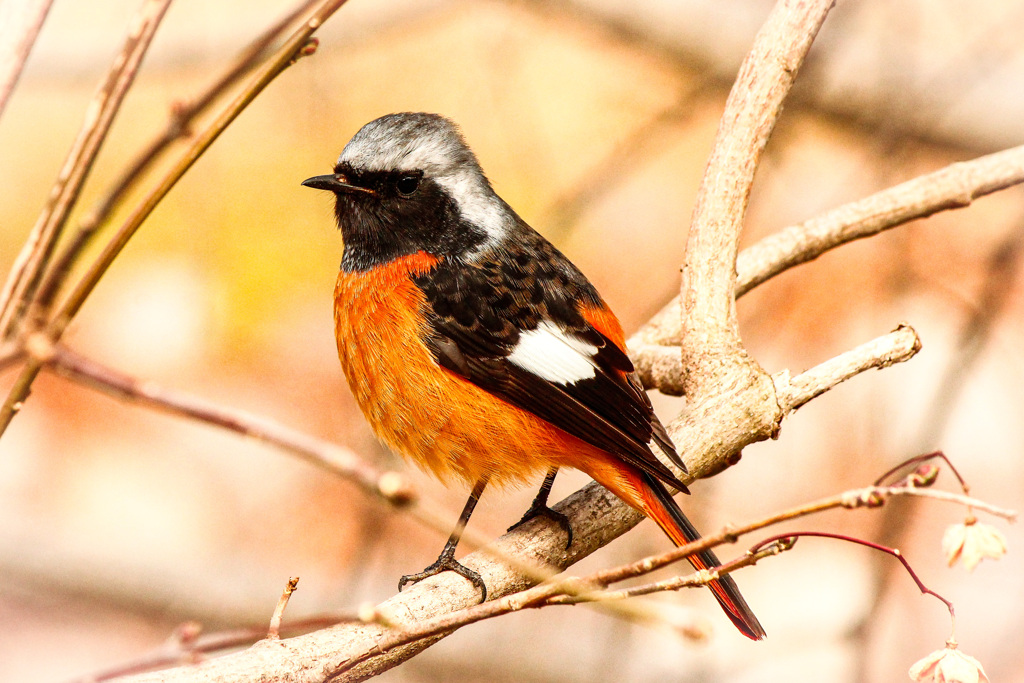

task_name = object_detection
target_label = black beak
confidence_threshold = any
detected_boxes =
[301,173,375,194]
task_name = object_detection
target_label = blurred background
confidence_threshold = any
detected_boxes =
[1,0,1023,680]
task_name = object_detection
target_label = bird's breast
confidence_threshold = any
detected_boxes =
[333,252,580,486]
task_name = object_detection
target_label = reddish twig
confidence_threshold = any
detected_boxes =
[750,532,955,619]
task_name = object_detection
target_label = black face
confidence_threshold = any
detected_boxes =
[326,162,488,272]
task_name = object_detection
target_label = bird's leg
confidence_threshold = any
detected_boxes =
[507,467,573,549]
[399,476,489,601]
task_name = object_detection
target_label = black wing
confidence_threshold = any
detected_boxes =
[413,239,687,492]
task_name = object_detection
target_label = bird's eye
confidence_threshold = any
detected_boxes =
[395,174,420,196]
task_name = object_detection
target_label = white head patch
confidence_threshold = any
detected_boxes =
[338,113,510,249]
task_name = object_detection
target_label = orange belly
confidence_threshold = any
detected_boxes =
[334,252,614,487]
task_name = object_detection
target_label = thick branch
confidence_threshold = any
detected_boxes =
[681,0,832,359]
[673,0,833,476]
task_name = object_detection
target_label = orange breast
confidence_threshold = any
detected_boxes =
[334,252,611,487]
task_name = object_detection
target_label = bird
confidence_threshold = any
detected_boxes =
[302,112,764,640]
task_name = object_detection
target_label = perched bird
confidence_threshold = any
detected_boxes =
[303,112,764,640]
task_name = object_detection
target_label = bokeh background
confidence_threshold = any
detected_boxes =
[1,0,1023,681]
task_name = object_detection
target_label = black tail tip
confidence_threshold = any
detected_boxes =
[726,609,766,641]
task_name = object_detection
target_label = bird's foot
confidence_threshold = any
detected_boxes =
[399,555,487,601]
[507,501,573,549]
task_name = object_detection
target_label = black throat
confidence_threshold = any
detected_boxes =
[332,166,489,272]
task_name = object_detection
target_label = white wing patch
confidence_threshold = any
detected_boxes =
[507,321,598,385]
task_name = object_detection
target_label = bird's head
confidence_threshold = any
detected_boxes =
[303,113,512,271]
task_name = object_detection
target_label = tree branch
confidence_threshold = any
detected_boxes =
[682,0,833,350]
[634,143,1024,351]
[0,0,54,119]
[110,455,1015,683]
[0,0,350,438]
[672,0,834,477]
[633,324,921,406]
[31,0,324,314]
[20,1,1019,681]
[0,0,173,340]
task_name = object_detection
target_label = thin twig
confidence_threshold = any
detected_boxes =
[43,344,415,512]
[0,0,173,340]
[0,0,54,118]
[873,451,967,490]
[267,577,300,640]
[886,487,1016,521]
[773,323,922,412]
[547,539,793,604]
[0,0,351,438]
[49,4,344,333]
[750,532,955,619]
[739,146,1024,299]
[32,0,324,314]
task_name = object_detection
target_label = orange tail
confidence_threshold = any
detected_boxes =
[634,469,765,640]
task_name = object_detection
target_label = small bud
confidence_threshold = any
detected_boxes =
[25,332,55,363]
[377,471,415,506]
[905,464,940,488]
[300,37,319,57]
[171,620,203,646]
[942,518,1007,571]
[909,640,988,682]
[357,601,379,623]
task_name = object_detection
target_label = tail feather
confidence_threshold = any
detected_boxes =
[639,471,765,640]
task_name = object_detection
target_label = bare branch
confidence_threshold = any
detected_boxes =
[682,0,833,353]
[0,0,173,339]
[736,145,1024,298]
[267,578,300,640]
[549,540,792,605]
[632,324,921,399]
[636,144,1024,349]
[0,0,54,118]
[774,324,922,413]
[885,487,1016,521]
[0,0,351,437]
[42,343,418,517]
[32,0,325,314]
[672,0,834,478]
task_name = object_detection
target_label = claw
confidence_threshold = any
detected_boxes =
[508,500,573,549]
[399,553,487,601]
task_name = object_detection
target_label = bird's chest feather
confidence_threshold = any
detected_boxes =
[333,251,562,484]
[334,251,442,434]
